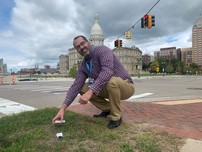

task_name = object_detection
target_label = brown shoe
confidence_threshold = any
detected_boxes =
[93,111,110,118]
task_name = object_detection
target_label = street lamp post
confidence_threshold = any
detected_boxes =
[137,57,141,78]
[162,62,165,77]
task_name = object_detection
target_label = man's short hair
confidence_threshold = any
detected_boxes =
[73,35,88,42]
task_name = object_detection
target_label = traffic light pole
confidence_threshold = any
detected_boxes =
[137,57,141,78]
[162,62,165,77]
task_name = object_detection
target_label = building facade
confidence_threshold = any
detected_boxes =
[59,54,69,74]
[181,47,192,66]
[192,13,202,69]
[68,48,83,70]
[154,51,160,60]
[0,58,3,74]
[142,54,152,66]
[154,47,181,61]
[160,47,178,60]
[0,58,7,74]
[112,46,142,75]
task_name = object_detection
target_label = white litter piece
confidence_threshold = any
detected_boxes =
[54,120,65,124]
[56,132,63,139]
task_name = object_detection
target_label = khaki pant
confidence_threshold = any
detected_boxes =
[80,76,135,121]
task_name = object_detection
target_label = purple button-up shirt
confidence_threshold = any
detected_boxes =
[63,45,133,106]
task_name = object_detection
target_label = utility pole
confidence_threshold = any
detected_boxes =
[137,57,141,78]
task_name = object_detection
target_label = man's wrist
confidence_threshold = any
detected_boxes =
[61,104,68,110]
[88,88,94,95]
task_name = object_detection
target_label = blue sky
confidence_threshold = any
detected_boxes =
[0,0,14,29]
[0,0,201,72]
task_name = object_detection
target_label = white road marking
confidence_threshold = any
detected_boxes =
[4,84,68,95]
[153,99,202,105]
[12,85,69,94]
[31,86,67,92]
[53,92,67,95]
[0,98,36,115]
[128,93,154,100]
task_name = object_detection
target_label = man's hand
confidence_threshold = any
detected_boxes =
[78,89,93,105]
[52,104,67,124]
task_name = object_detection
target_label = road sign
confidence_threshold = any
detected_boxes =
[156,67,159,72]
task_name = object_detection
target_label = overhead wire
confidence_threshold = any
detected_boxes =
[117,0,160,39]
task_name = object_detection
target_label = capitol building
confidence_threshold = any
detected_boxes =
[60,13,142,75]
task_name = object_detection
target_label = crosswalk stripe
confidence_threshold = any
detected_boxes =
[128,93,154,100]
[53,92,67,95]
[0,98,36,115]
[12,85,69,94]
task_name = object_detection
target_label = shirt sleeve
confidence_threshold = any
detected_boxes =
[63,66,87,106]
[90,46,114,94]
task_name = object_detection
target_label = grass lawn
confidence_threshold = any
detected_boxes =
[0,108,184,152]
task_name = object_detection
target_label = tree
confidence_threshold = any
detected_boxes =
[190,63,199,69]
[165,64,174,73]
[177,61,185,74]
[176,66,182,74]
[183,65,189,74]
[150,60,159,73]
[142,62,147,71]
[190,63,199,74]
[68,65,78,78]
[157,58,167,73]
[170,59,179,72]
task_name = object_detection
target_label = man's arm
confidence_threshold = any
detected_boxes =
[63,65,88,105]
[90,46,114,94]
[78,88,93,104]
[52,64,87,124]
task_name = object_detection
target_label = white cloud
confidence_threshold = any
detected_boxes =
[4,0,81,70]
[0,0,201,71]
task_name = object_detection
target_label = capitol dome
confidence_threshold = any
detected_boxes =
[89,13,104,46]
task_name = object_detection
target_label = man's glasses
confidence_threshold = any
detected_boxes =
[74,41,86,50]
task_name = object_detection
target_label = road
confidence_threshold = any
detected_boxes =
[0,75,202,117]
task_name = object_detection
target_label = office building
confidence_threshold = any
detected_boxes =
[181,47,192,66]
[192,13,202,69]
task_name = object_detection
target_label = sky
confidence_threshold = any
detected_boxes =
[0,0,201,72]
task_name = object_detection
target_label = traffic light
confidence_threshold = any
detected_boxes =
[114,40,118,47]
[114,39,122,48]
[148,15,155,28]
[141,17,144,28]
[152,15,155,27]
[141,14,155,29]
[148,15,152,28]
[118,40,120,48]
[144,14,149,28]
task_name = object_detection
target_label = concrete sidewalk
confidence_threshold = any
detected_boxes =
[68,98,202,151]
